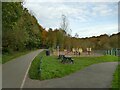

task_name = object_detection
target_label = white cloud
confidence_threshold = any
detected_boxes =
[23,1,118,37]
[76,24,118,38]
[23,1,117,21]
[23,2,91,28]
[91,4,117,16]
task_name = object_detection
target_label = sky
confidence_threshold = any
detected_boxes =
[23,0,119,38]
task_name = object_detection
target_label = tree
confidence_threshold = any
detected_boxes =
[2,2,43,53]
[41,29,48,48]
[60,14,69,34]
[75,33,79,38]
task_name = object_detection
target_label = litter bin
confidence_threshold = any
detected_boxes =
[46,50,50,56]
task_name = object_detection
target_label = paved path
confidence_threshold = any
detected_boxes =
[2,49,43,88]
[23,62,118,88]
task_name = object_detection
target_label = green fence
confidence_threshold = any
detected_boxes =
[106,48,120,56]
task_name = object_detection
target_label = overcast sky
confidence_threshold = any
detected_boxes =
[23,0,118,38]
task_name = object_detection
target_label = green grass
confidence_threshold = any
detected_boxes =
[2,50,36,64]
[29,51,119,81]
[112,65,120,89]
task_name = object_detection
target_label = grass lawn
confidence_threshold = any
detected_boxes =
[29,51,119,81]
[112,64,120,89]
[2,49,37,64]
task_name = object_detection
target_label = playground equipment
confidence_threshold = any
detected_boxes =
[72,48,83,55]
[87,47,92,55]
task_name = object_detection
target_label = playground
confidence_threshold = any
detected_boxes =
[50,47,120,58]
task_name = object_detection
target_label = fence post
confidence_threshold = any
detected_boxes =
[114,48,116,56]
[116,48,118,56]
[106,50,108,55]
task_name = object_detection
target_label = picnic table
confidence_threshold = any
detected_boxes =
[58,55,74,64]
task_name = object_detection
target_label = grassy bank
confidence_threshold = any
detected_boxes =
[29,51,119,80]
[2,49,37,64]
[112,65,120,88]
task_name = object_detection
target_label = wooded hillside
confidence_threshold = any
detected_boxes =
[2,2,44,54]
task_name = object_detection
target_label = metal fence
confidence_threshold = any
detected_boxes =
[105,48,120,56]
[93,49,120,56]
